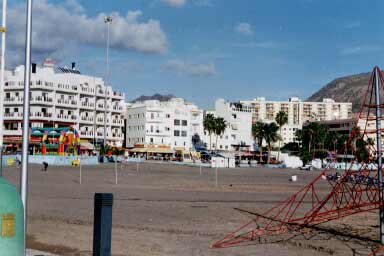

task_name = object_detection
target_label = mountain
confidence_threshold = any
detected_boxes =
[306,71,377,113]
[131,93,176,103]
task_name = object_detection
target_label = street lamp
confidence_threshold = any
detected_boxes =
[103,16,112,148]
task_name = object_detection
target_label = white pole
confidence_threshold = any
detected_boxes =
[103,16,112,147]
[215,162,218,187]
[79,160,82,184]
[136,160,139,174]
[21,0,33,253]
[199,164,202,176]
[115,155,117,185]
[0,0,7,177]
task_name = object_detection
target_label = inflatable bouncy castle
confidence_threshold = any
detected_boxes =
[30,127,81,156]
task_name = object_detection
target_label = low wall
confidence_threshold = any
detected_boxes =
[3,155,99,166]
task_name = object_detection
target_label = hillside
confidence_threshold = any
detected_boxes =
[306,71,377,113]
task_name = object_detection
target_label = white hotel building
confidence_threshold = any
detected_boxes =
[125,98,204,150]
[203,99,254,151]
[240,97,352,145]
[3,60,125,147]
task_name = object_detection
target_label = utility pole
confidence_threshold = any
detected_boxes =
[21,0,33,253]
[374,67,384,244]
[0,0,7,177]
[103,16,112,147]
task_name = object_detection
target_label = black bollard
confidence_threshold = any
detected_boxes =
[93,193,113,256]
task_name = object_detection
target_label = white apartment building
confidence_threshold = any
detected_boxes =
[3,59,125,147]
[240,97,352,145]
[203,99,254,151]
[125,98,204,150]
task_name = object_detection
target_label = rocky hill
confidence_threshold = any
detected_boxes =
[306,71,378,113]
[131,93,176,103]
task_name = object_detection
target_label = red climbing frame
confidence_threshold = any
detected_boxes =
[211,67,384,249]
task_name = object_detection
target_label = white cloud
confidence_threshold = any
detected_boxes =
[7,0,167,66]
[234,22,254,36]
[164,59,216,77]
[161,0,186,7]
[340,45,381,56]
[158,0,213,7]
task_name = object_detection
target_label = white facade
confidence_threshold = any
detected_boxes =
[203,99,254,151]
[125,98,204,150]
[240,97,352,145]
[3,60,125,146]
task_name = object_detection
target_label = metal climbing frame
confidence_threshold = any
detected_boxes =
[212,66,384,249]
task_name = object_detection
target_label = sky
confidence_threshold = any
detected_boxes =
[6,0,384,108]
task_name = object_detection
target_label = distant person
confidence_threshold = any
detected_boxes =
[42,161,48,172]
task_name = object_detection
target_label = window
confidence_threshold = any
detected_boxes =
[150,138,153,143]
[181,131,187,137]
[165,127,170,131]
[174,119,180,125]
[166,114,171,118]
[174,130,180,136]
[151,113,154,119]
[182,120,187,126]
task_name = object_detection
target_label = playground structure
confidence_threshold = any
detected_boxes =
[30,127,80,156]
[211,67,384,252]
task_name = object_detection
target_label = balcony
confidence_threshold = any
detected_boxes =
[57,99,78,108]
[4,112,23,120]
[111,119,124,126]
[30,81,54,90]
[112,91,124,99]
[30,96,54,105]
[57,84,77,93]
[80,101,95,110]
[80,87,95,95]
[80,131,94,138]
[4,97,23,105]
[96,104,110,111]
[30,112,53,120]
[4,81,23,89]
[56,114,77,122]
[111,104,123,113]
[4,130,22,136]
[80,116,94,124]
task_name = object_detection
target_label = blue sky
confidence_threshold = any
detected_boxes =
[7,0,384,108]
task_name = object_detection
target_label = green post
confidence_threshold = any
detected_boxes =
[0,177,24,255]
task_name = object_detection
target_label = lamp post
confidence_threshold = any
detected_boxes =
[21,0,33,253]
[0,0,7,177]
[103,16,112,148]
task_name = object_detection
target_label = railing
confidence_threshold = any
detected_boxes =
[30,112,53,118]
[4,112,23,118]
[31,96,54,104]
[56,114,77,121]
[80,116,94,122]
[4,97,23,103]
[80,102,95,108]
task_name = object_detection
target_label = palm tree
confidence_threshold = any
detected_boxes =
[275,111,288,161]
[214,117,227,151]
[252,121,265,163]
[264,122,280,164]
[203,113,215,150]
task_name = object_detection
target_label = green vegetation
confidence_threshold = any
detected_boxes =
[203,114,227,151]
[251,121,281,164]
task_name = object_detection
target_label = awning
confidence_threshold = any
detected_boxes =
[147,148,174,154]
[130,147,148,153]
[80,141,95,150]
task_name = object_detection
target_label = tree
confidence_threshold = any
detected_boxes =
[203,113,215,150]
[252,121,265,163]
[214,117,227,151]
[275,111,288,161]
[264,122,280,164]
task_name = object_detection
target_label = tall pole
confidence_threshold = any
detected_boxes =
[0,0,7,177]
[21,0,33,253]
[374,67,384,244]
[103,16,112,147]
